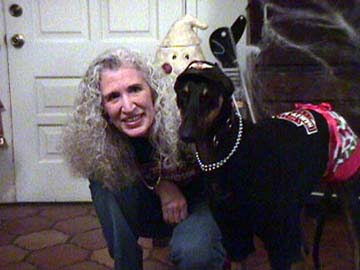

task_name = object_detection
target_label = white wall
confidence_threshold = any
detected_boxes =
[0,1,16,202]
[187,0,248,68]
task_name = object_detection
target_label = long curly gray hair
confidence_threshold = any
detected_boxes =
[61,47,192,190]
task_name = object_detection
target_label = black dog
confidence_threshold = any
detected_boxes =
[174,61,360,270]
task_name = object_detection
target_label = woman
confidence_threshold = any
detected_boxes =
[61,47,225,270]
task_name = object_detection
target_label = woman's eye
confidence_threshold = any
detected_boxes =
[106,92,120,102]
[129,86,142,93]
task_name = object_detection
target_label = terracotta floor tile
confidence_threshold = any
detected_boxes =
[0,245,29,266]
[15,229,69,250]
[39,204,91,222]
[150,246,171,265]
[0,262,37,270]
[143,247,151,260]
[54,215,100,235]
[0,205,39,220]
[153,237,171,248]
[323,260,355,270]
[0,203,356,270]
[0,229,16,245]
[2,217,53,235]
[143,259,173,270]
[251,262,270,270]
[320,247,343,265]
[90,208,98,217]
[27,243,89,269]
[61,261,110,270]
[91,248,114,269]
[71,229,107,250]
[247,249,269,268]
[138,237,153,249]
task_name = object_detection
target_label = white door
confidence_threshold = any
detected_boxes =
[4,0,184,202]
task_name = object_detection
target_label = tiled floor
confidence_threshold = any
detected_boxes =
[0,202,356,270]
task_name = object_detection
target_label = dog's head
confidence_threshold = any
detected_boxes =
[174,61,235,142]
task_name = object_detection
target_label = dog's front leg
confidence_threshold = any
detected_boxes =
[337,180,360,270]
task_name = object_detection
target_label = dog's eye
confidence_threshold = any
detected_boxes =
[182,85,190,95]
[200,88,209,101]
[201,88,208,96]
[184,54,190,60]
[176,88,189,108]
[172,54,177,60]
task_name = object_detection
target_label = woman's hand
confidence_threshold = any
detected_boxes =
[155,180,188,224]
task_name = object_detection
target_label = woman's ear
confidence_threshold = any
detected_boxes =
[151,88,158,103]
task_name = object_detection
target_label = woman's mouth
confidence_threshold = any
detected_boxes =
[123,115,142,123]
[121,114,144,127]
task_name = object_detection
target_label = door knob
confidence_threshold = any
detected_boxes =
[11,34,25,48]
[9,4,23,17]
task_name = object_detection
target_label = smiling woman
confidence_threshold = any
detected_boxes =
[101,67,155,138]
[61,47,226,270]
[62,48,182,189]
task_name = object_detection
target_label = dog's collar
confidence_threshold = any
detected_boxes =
[195,96,243,172]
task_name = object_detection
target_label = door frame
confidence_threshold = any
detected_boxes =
[0,0,16,202]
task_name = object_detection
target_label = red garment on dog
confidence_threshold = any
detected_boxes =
[295,103,360,182]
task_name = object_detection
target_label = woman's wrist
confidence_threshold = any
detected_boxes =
[142,176,162,190]
[154,180,177,196]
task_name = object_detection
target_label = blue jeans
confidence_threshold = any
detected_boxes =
[90,180,225,270]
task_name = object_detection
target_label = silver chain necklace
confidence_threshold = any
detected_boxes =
[195,96,243,172]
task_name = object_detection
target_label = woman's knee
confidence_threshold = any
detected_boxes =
[170,229,225,269]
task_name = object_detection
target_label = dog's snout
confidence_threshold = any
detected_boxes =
[180,134,195,143]
[179,125,196,143]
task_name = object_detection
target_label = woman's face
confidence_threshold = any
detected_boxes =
[100,66,155,138]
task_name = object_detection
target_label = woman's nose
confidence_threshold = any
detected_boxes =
[121,95,135,112]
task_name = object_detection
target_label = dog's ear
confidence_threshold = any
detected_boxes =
[174,77,186,93]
